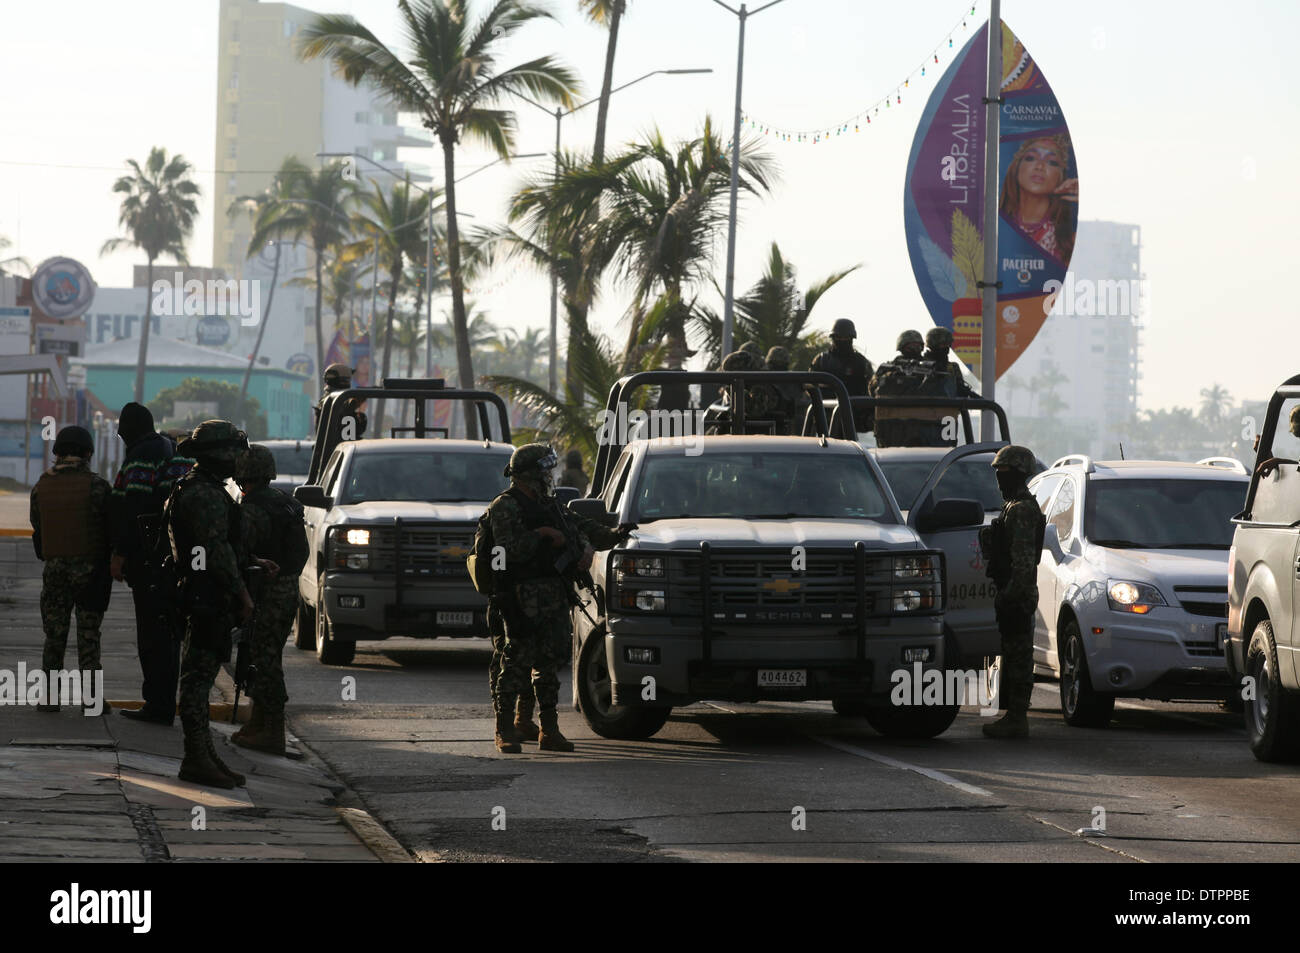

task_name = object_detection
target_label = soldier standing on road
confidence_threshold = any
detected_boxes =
[231,444,304,756]
[168,421,260,788]
[979,445,1046,739]
[559,449,589,494]
[110,402,193,725]
[487,444,627,753]
[30,426,113,712]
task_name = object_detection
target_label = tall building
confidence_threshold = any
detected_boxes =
[1001,220,1143,460]
[213,0,431,377]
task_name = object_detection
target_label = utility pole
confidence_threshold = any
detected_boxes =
[979,1,1002,439]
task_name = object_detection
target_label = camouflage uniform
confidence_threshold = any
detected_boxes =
[30,431,113,703]
[314,363,368,437]
[871,331,937,447]
[488,445,625,752]
[169,421,250,787]
[921,327,979,401]
[979,445,1045,737]
[809,319,873,431]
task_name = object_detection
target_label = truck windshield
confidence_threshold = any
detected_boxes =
[339,452,509,504]
[269,443,314,476]
[875,455,1002,512]
[632,452,892,521]
[1084,479,1247,549]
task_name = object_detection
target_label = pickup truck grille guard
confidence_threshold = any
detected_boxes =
[334,521,476,597]
[671,542,940,662]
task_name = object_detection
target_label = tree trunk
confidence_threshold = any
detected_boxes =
[313,248,325,387]
[240,241,281,411]
[134,258,155,403]
[374,256,403,437]
[442,136,477,438]
[591,0,625,166]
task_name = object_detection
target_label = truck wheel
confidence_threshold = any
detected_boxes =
[315,583,356,666]
[1059,620,1114,728]
[1245,620,1300,762]
[863,703,958,739]
[293,600,315,650]
[576,633,670,740]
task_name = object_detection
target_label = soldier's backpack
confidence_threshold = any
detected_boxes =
[467,508,497,595]
[259,489,309,578]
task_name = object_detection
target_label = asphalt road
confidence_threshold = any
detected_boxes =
[283,636,1300,863]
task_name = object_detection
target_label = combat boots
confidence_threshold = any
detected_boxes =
[495,693,521,753]
[204,732,247,786]
[233,709,286,756]
[178,733,236,790]
[538,708,574,752]
[232,700,264,744]
[982,709,1029,739]
[514,693,540,744]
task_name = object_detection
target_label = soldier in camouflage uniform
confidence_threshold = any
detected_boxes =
[809,319,873,431]
[314,363,368,437]
[871,330,935,447]
[978,445,1046,738]
[761,345,803,434]
[487,444,628,753]
[231,444,305,756]
[921,327,979,400]
[559,449,589,494]
[168,421,257,788]
[739,340,765,364]
[30,427,113,711]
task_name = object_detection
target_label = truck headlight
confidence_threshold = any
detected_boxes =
[894,555,938,579]
[892,586,939,612]
[345,528,371,546]
[618,589,666,612]
[612,554,665,579]
[346,554,369,570]
[1107,580,1166,614]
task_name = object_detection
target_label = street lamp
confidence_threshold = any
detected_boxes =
[707,0,790,358]
[517,67,713,394]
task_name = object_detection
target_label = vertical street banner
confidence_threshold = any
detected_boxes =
[903,20,1079,381]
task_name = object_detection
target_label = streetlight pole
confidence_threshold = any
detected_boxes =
[708,0,788,359]
[979,0,1002,438]
[519,67,712,393]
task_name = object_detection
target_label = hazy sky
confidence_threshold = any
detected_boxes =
[2,0,1297,411]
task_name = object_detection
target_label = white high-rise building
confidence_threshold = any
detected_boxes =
[1001,220,1143,459]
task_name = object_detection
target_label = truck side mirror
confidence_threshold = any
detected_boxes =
[916,497,985,532]
[294,485,333,509]
[568,497,617,526]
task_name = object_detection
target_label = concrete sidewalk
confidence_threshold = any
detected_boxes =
[0,539,405,862]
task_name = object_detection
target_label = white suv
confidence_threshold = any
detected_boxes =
[1027,455,1250,726]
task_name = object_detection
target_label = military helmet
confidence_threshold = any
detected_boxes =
[720,349,757,372]
[739,341,763,357]
[505,443,558,478]
[1290,404,1300,438]
[236,444,277,484]
[323,363,353,388]
[182,419,248,462]
[765,345,790,369]
[831,318,857,339]
[925,327,954,350]
[896,329,924,351]
[990,445,1037,475]
[52,425,94,457]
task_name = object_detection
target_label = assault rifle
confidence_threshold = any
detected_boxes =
[229,565,264,723]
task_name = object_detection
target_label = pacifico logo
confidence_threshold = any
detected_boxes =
[49,883,151,933]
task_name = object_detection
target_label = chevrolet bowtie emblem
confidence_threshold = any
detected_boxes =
[762,577,801,594]
[440,545,469,558]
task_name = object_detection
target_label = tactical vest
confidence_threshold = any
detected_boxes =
[814,349,871,396]
[35,469,101,557]
[166,469,241,582]
[501,487,565,582]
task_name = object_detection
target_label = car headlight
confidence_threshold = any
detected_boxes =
[1107,580,1166,614]
[612,553,664,579]
[345,528,370,546]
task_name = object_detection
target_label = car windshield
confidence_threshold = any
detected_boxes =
[1084,478,1247,549]
[338,451,509,504]
[875,455,1002,512]
[268,444,313,476]
[631,451,893,522]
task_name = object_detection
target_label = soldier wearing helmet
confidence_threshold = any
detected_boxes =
[30,426,114,712]
[870,330,936,446]
[978,444,1046,739]
[314,363,368,438]
[484,444,629,753]
[559,448,589,495]
[167,420,270,788]
[229,444,306,756]
[922,326,979,400]
[808,319,873,431]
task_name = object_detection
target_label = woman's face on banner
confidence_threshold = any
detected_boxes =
[1016,140,1065,196]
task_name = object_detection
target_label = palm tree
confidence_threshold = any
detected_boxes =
[244,156,353,378]
[299,0,580,436]
[535,119,777,368]
[581,0,629,165]
[692,242,856,368]
[348,177,435,434]
[1199,383,1232,424]
[101,147,200,402]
